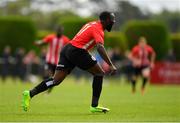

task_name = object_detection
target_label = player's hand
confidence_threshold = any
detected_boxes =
[34,40,44,46]
[109,65,117,75]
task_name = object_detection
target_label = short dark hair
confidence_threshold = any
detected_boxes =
[99,11,111,21]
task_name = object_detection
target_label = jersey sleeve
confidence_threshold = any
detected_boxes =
[62,36,70,46]
[43,34,54,43]
[131,47,138,57]
[92,27,104,45]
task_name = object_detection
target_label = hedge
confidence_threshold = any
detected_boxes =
[0,16,36,52]
[104,32,127,52]
[171,33,180,61]
[37,30,54,40]
[123,21,171,60]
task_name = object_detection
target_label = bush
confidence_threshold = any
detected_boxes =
[171,33,180,61]
[104,32,128,52]
[123,21,171,60]
[37,30,54,40]
[59,17,94,39]
[0,16,36,52]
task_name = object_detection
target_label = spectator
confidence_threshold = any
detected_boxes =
[1,46,12,82]
[13,48,26,81]
[110,47,125,76]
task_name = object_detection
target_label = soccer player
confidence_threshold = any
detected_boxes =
[22,11,117,113]
[34,26,70,93]
[130,37,156,94]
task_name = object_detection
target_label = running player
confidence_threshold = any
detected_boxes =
[22,11,117,113]
[34,26,70,93]
[130,37,156,94]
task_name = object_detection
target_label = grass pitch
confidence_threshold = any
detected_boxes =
[0,76,180,122]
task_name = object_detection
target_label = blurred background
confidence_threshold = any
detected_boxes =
[0,0,179,84]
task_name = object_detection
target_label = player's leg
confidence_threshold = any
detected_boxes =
[46,64,56,94]
[130,67,138,93]
[22,45,73,111]
[68,46,109,112]
[87,63,110,113]
[22,69,69,111]
[30,70,68,98]
[141,67,150,94]
[87,63,105,107]
[131,75,137,93]
[43,63,54,80]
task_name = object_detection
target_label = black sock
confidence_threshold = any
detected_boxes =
[142,78,148,89]
[30,78,54,98]
[91,76,103,107]
[131,79,136,90]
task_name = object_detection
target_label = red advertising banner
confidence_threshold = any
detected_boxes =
[150,62,180,84]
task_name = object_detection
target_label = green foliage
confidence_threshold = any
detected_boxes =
[0,16,36,52]
[152,10,180,33]
[171,33,180,61]
[59,17,95,39]
[104,32,128,52]
[37,30,54,40]
[30,10,78,30]
[123,21,171,60]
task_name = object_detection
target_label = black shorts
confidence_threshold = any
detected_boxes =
[56,44,97,73]
[132,65,149,76]
[45,63,56,74]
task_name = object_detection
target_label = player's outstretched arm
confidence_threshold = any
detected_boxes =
[34,40,46,46]
[96,43,117,75]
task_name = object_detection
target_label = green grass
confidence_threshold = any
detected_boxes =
[0,76,180,122]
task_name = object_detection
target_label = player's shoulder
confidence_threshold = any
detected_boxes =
[131,45,140,54]
[132,45,139,50]
[87,21,101,28]
[46,34,56,38]
[62,35,70,40]
[61,35,68,38]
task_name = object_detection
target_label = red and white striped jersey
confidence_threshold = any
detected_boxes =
[43,34,70,65]
[131,44,155,66]
[70,21,104,51]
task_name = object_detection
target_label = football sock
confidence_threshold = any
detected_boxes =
[91,76,103,107]
[142,77,148,89]
[30,78,55,98]
[131,80,136,92]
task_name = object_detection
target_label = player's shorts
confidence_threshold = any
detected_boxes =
[56,43,97,73]
[132,65,149,76]
[44,63,56,74]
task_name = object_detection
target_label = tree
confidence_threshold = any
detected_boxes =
[114,1,150,31]
[152,10,180,33]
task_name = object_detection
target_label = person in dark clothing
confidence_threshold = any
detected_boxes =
[13,48,26,81]
[1,46,12,82]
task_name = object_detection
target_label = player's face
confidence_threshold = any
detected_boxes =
[105,13,115,32]
[56,27,63,38]
[139,39,146,48]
